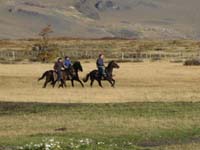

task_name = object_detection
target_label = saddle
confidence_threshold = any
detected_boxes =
[97,72,108,80]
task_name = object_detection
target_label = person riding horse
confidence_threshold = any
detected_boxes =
[64,56,72,68]
[96,53,107,79]
[63,56,73,80]
[39,61,84,88]
[83,60,120,88]
[53,57,64,84]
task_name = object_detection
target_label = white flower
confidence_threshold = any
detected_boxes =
[128,142,132,145]
[49,138,54,143]
[97,142,105,145]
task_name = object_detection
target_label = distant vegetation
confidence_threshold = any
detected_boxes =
[0,39,200,63]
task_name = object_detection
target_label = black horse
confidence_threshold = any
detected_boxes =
[38,61,84,88]
[83,61,120,87]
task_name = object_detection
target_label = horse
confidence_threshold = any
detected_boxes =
[53,61,84,88]
[83,61,120,87]
[38,61,84,88]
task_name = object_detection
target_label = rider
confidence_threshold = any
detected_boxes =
[64,56,72,69]
[96,53,106,79]
[54,57,64,83]
[63,56,73,80]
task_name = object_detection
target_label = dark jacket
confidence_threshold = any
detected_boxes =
[54,61,64,71]
[96,58,104,67]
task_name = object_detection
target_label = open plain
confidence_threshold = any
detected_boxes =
[0,61,200,149]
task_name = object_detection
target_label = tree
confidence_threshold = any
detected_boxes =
[35,25,58,63]
[39,24,53,51]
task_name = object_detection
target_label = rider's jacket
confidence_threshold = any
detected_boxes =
[64,60,72,68]
[96,58,104,67]
[54,61,64,71]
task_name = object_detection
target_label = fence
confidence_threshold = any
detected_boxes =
[0,50,200,62]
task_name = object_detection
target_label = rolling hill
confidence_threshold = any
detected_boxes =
[0,0,200,39]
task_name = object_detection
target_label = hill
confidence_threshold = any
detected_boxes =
[0,0,200,39]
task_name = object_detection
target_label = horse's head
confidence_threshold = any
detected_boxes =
[108,61,120,69]
[73,61,83,72]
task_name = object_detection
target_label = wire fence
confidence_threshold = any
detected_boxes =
[0,50,200,62]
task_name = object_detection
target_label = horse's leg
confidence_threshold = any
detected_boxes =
[59,80,65,88]
[76,79,84,88]
[98,79,103,88]
[71,80,74,87]
[58,82,63,88]
[90,79,94,87]
[107,78,114,87]
[43,80,48,88]
[112,79,115,87]
[52,79,58,88]
[51,78,55,88]
[58,81,61,88]
[43,77,51,88]
[63,80,67,88]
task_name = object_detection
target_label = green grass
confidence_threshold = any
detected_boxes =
[0,102,199,149]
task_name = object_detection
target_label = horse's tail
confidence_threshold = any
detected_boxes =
[83,73,90,82]
[38,71,49,81]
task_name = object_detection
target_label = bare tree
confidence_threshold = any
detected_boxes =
[35,25,58,62]
[39,24,53,51]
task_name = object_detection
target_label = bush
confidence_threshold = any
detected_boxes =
[184,59,200,66]
[37,49,58,63]
[36,44,59,63]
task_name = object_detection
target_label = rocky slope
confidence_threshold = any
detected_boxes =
[0,0,200,39]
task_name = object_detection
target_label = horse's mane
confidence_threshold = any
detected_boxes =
[72,61,82,71]
[73,61,80,64]
[72,61,80,67]
[107,60,115,68]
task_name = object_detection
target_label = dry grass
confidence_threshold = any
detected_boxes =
[0,61,200,103]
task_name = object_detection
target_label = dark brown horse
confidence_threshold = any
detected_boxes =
[38,61,84,88]
[83,61,120,87]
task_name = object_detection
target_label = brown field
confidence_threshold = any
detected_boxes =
[0,61,200,149]
[0,61,200,103]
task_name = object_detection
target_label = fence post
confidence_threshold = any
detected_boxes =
[121,52,124,61]
[12,51,15,61]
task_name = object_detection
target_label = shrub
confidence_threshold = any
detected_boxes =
[37,48,59,63]
[184,59,200,66]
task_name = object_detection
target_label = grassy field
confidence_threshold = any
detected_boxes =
[0,102,199,149]
[1,61,200,103]
[0,61,200,149]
